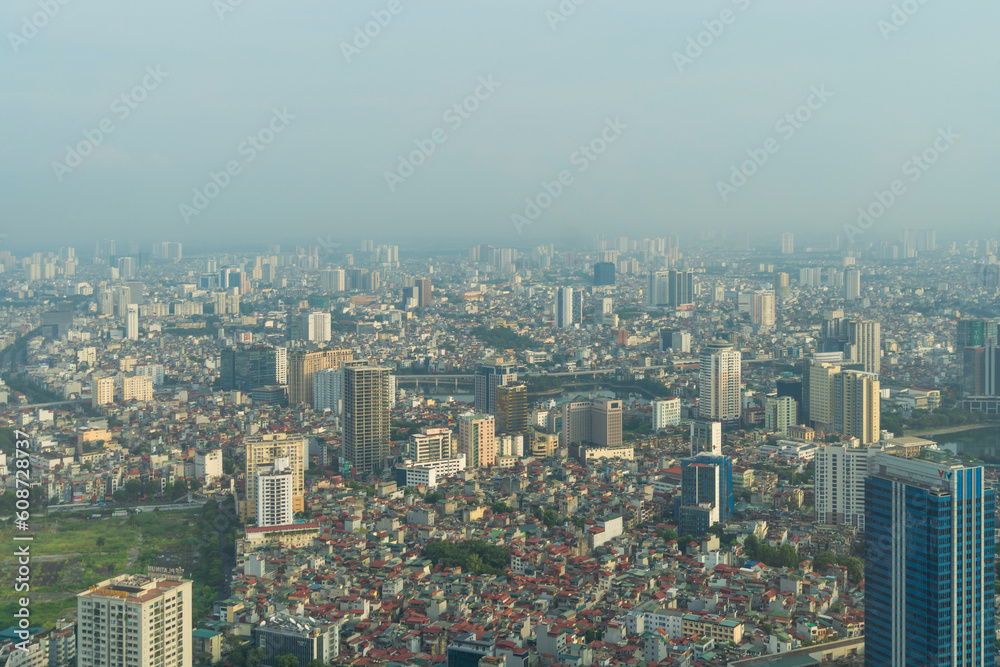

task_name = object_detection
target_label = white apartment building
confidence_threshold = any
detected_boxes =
[652,398,681,429]
[814,443,879,529]
[77,574,192,667]
[255,457,294,528]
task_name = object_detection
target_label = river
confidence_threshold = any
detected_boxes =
[938,426,1000,457]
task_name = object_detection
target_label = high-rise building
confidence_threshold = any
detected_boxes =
[652,397,681,429]
[220,346,284,391]
[415,277,433,307]
[457,412,496,469]
[750,290,775,326]
[408,427,455,463]
[679,455,733,535]
[844,268,861,300]
[289,311,332,343]
[814,442,878,528]
[668,269,694,309]
[847,319,881,375]
[77,573,193,667]
[690,420,723,456]
[958,318,986,348]
[660,329,691,353]
[255,457,294,527]
[555,287,575,328]
[320,268,346,292]
[313,367,344,413]
[125,304,139,340]
[806,361,841,432]
[963,347,987,396]
[593,261,616,286]
[865,454,995,667]
[764,396,796,435]
[122,375,153,402]
[561,398,622,448]
[774,271,791,300]
[473,360,517,415]
[781,232,794,254]
[342,364,391,474]
[287,349,353,407]
[243,433,306,523]
[698,340,741,423]
[647,270,670,307]
[833,371,880,445]
[91,376,114,407]
[495,382,528,437]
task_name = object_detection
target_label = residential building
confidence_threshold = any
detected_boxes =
[77,573,193,667]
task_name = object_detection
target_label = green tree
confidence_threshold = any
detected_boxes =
[274,656,300,667]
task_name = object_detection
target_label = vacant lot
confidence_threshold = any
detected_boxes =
[0,508,203,629]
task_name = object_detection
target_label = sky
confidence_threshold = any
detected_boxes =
[2,0,998,250]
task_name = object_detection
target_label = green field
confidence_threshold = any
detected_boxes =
[0,508,206,629]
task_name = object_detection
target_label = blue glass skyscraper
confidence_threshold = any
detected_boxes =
[865,454,995,667]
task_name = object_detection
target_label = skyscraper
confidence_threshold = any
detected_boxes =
[958,318,986,348]
[750,289,775,326]
[561,398,622,448]
[255,457,294,527]
[91,376,114,407]
[698,340,741,423]
[764,396,796,435]
[220,345,284,391]
[647,270,670,307]
[833,370,880,445]
[844,268,861,300]
[668,269,694,309]
[457,412,496,469]
[313,367,344,413]
[814,442,878,528]
[77,573,193,667]
[495,382,528,438]
[679,455,733,535]
[287,349,353,407]
[963,347,987,396]
[781,232,794,254]
[593,261,615,286]
[555,287,575,328]
[473,360,517,414]
[865,454,995,667]
[125,304,138,340]
[415,277,433,307]
[244,433,306,524]
[847,319,881,375]
[343,364,391,474]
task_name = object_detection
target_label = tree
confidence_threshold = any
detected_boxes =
[96,536,105,547]
[274,656,299,667]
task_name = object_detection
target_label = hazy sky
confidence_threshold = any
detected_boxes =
[2,0,998,250]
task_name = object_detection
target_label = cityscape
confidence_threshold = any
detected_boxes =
[3,2,1000,667]
[1,233,999,667]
